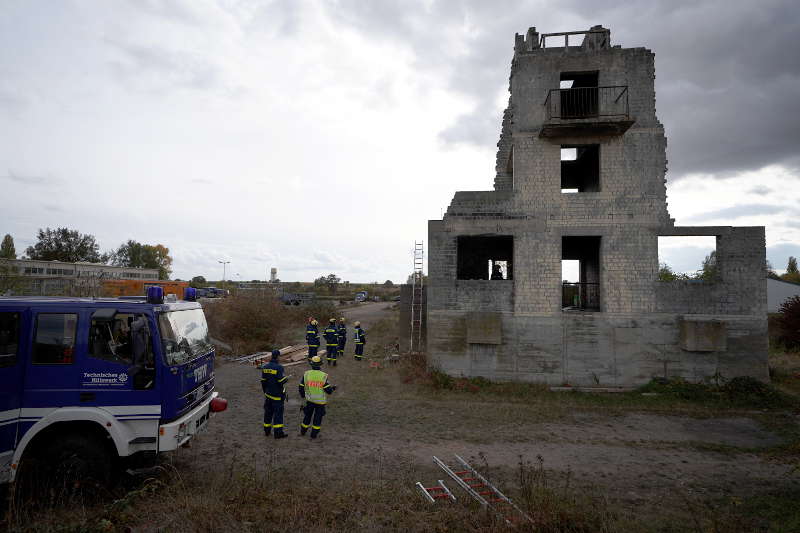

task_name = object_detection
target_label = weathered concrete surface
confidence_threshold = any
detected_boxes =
[427,26,769,386]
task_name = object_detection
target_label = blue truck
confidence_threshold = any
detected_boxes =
[0,286,226,489]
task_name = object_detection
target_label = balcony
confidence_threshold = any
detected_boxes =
[541,86,634,137]
[562,282,600,311]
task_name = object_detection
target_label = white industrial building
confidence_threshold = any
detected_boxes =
[768,278,800,313]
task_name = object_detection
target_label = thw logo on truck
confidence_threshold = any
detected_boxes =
[193,364,208,382]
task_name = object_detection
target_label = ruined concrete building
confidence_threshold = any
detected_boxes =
[427,26,768,386]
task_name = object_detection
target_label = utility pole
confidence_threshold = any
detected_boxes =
[218,260,230,289]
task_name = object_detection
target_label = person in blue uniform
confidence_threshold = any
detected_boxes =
[306,318,320,359]
[353,321,366,361]
[323,318,339,366]
[298,355,336,439]
[260,349,288,439]
[337,317,347,361]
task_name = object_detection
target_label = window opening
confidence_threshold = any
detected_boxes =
[561,144,599,192]
[32,313,77,364]
[657,236,718,281]
[89,310,155,389]
[562,236,601,310]
[0,312,20,368]
[560,71,598,118]
[457,236,514,280]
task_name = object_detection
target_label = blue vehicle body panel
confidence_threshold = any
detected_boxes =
[0,297,215,463]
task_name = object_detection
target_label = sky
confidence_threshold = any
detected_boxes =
[1,0,799,283]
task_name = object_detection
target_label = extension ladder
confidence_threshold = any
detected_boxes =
[433,455,532,526]
[410,240,424,353]
[415,480,456,503]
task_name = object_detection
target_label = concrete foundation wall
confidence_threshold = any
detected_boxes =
[427,310,768,386]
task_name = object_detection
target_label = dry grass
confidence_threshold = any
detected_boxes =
[204,294,337,354]
[6,312,800,532]
[8,454,617,533]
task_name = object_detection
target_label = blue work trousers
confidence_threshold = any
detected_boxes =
[300,402,326,438]
[263,397,285,436]
[326,345,338,365]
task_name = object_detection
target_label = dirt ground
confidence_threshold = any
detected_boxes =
[169,302,800,528]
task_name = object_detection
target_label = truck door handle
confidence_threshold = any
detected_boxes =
[80,392,95,402]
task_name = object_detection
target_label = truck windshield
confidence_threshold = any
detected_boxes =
[158,309,213,366]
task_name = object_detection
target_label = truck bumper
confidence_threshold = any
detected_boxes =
[158,392,218,451]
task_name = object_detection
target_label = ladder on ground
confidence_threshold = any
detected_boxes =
[410,240,424,353]
[433,455,532,526]
[415,480,456,503]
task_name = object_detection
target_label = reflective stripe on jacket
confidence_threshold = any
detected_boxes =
[261,361,288,399]
[306,325,320,347]
[354,327,366,345]
[323,326,338,346]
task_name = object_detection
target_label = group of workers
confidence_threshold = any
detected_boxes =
[258,316,367,440]
[305,316,366,365]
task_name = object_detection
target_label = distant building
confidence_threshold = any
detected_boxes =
[270,267,278,282]
[768,278,800,313]
[1,258,158,296]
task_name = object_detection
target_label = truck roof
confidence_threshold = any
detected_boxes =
[0,296,202,312]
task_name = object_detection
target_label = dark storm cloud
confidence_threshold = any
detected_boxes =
[328,0,800,178]
[689,203,789,221]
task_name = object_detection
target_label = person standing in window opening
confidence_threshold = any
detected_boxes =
[353,321,366,361]
[491,263,504,280]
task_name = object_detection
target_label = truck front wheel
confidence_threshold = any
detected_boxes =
[17,432,114,503]
[47,433,113,495]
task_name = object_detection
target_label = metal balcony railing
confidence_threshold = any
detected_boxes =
[562,282,600,310]
[544,86,629,121]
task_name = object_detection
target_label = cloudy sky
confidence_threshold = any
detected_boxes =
[1,0,798,282]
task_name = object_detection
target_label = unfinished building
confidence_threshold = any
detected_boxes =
[426,26,768,387]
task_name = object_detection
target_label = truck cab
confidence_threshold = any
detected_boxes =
[0,287,226,488]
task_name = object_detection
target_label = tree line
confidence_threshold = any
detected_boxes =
[659,251,800,284]
[0,227,173,280]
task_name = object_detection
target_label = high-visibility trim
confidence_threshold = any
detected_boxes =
[263,423,272,428]
[273,424,284,428]
[300,423,309,428]
[354,355,363,359]
[312,425,321,430]
[355,342,364,345]
[278,377,288,383]
[298,383,305,387]
[303,369,329,404]
[264,394,282,401]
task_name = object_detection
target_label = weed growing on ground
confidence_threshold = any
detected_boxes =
[514,455,615,532]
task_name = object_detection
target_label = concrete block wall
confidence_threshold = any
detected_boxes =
[427,26,769,387]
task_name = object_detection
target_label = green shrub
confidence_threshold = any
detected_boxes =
[637,376,795,409]
[776,295,800,350]
[722,376,793,409]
